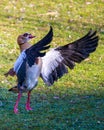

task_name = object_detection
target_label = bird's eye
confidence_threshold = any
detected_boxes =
[23,33,29,37]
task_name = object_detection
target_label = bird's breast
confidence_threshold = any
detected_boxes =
[24,57,42,91]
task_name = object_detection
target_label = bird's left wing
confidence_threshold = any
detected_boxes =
[13,51,27,84]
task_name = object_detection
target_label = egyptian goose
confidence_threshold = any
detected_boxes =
[5,26,99,114]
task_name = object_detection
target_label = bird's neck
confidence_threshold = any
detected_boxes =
[19,42,32,52]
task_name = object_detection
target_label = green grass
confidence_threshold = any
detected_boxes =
[0,0,104,129]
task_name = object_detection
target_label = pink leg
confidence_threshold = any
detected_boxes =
[14,92,22,114]
[25,91,32,111]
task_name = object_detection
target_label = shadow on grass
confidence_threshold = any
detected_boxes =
[0,85,104,130]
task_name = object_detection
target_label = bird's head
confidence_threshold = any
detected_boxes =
[17,32,35,45]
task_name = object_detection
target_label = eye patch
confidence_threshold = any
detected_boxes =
[23,33,30,37]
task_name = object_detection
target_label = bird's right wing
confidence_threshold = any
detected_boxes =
[25,26,53,67]
[40,30,99,86]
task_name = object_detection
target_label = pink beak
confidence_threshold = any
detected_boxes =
[29,34,36,39]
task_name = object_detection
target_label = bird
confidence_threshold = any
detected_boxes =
[5,26,53,114]
[5,26,99,114]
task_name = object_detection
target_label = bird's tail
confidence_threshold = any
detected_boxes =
[8,86,19,93]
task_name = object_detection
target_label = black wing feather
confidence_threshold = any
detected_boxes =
[25,26,53,67]
[56,29,99,69]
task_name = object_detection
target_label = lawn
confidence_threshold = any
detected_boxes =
[0,0,104,130]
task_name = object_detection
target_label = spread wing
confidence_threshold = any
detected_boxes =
[40,29,99,86]
[14,26,53,84]
[25,26,53,67]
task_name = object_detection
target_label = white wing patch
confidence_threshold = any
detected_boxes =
[14,50,26,74]
[41,49,63,81]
